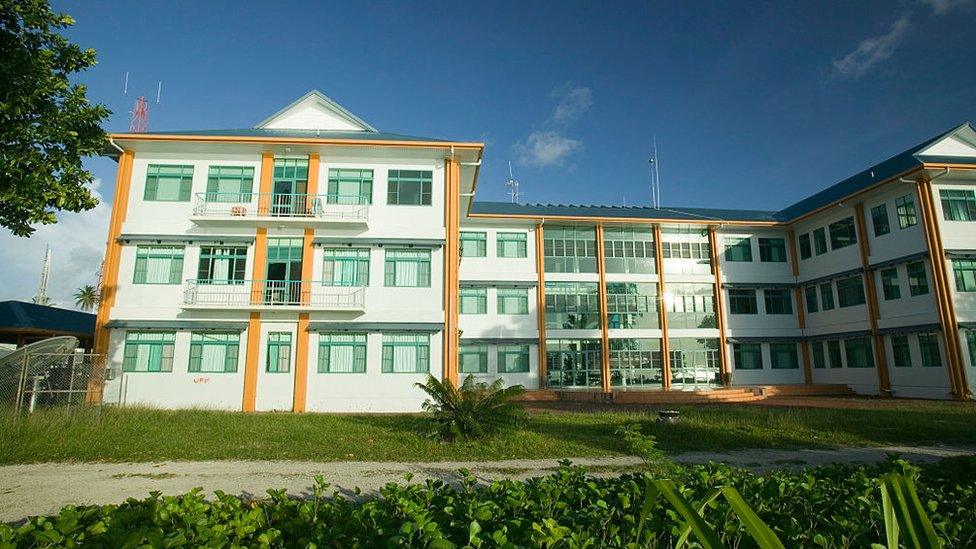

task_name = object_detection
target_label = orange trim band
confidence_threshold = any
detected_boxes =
[853,203,891,394]
[243,312,261,412]
[109,132,484,150]
[292,313,310,413]
[535,224,548,389]
[654,225,671,390]
[595,225,612,393]
[708,227,731,385]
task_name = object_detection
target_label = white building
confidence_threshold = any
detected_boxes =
[93,91,976,411]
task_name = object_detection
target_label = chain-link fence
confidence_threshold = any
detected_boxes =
[1,352,118,414]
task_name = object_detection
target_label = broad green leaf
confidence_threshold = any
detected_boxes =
[719,486,785,549]
[675,488,721,549]
[653,480,723,549]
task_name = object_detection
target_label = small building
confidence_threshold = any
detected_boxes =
[0,301,96,350]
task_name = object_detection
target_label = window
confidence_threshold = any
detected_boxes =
[812,342,826,369]
[327,168,372,204]
[609,338,661,387]
[188,332,239,373]
[953,259,976,291]
[906,262,929,296]
[497,287,529,315]
[544,226,597,273]
[661,240,711,260]
[836,276,865,308]
[763,289,793,315]
[381,334,430,373]
[317,334,367,373]
[144,164,193,202]
[805,286,818,313]
[724,237,752,262]
[798,233,811,260]
[828,217,857,250]
[844,338,873,368]
[827,340,843,368]
[667,283,716,329]
[134,245,184,284]
[387,170,432,205]
[384,249,431,287]
[459,287,487,314]
[606,283,658,329]
[967,331,976,368]
[323,248,370,287]
[880,268,901,300]
[819,283,835,310]
[871,204,890,236]
[547,339,603,388]
[603,227,655,274]
[123,332,175,372]
[459,344,488,374]
[813,228,827,255]
[197,247,246,284]
[769,343,798,369]
[497,232,528,258]
[460,232,487,257]
[728,288,758,315]
[918,333,942,367]
[266,332,292,373]
[940,189,976,221]
[271,159,309,215]
[758,238,787,263]
[733,343,763,370]
[205,166,254,202]
[498,344,530,373]
[891,335,912,368]
[895,195,918,228]
[546,282,601,329]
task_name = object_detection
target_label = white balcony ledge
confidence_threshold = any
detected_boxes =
[182,279,365,311]
[189,193,368,226]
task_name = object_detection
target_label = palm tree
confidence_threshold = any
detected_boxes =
[74,285,99,311]
[415,375,525,441]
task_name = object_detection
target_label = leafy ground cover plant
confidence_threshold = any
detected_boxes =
[2,457,973,547]
[415,375,525,441]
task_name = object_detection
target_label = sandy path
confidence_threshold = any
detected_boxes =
[2,445,973,523]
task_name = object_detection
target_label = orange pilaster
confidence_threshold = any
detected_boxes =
[535,223,548,388]
[653,225,671,390]
[707,227,731,385]
[595,225,612,393]
[788,230,813,384]
[853,204,891,394]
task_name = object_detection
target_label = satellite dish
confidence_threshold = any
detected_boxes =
[0,336,80,407]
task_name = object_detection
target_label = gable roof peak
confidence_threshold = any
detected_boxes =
[255,90,378,133]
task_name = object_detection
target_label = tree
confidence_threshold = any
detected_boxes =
[415,375,525,441]
[73,284,98,311]
[0,0,110,236]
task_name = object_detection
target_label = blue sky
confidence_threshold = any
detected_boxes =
[3,0,975,306]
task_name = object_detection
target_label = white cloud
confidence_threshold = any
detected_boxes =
[919,0,973,14]
[514,84,592,168]
[0,179,109,310]
[832,16,911,79]
[514,131,583,167]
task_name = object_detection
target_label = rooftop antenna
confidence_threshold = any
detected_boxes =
[156,80,162,104]
[123,71,129,95]
[129,96,149,132]
[649,135,661,209]
[505,161,520,204]
[32,246,52,306]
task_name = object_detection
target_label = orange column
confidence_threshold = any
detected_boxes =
[257,152,273,216]
[653,225,672,390]
[89,149,135,403]
[853,204,892,394]
[250,228,268,304]
[292,313,310,412]
[788,230,813,384]
[306,152,320,214]
[242,312,261,412]
[916,179,969,398]
[707,227,731,386]
[535,223,548,388]
[442,158,461,386]
[595,225,612,394]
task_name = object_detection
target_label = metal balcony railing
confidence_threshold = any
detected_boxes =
[191,193,369,222]
[183,279,365,309]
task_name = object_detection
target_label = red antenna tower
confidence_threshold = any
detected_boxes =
[129,96,149,132]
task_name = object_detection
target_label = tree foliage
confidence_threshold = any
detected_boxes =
[0,0,110,236]
[415,374,525,441]
[73,283,97,311]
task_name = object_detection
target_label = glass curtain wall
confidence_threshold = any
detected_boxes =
[669,338,720,389]
[545,339,603,388]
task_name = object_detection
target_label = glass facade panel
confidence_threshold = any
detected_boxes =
[543,226,597,273]
[666,283,716,329]
[603,227,655,274]
[546,339,602,388]
[669,338,720,389]
[545,282,601,329]
[609,338,661,388]
[605,282,658,329]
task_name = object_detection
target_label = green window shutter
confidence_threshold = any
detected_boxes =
[188,343,202,372]
[133,256,148,284]
[169,255,184,284]
[381,345,393,372]
[144,176,158,201]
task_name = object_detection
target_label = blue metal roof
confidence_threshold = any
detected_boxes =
[469,201,778,223]
[131,128,448,142]
[0,301,95,336]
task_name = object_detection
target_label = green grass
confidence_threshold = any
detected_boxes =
[0,400,974,464]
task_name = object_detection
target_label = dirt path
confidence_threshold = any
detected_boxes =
[2,445,973,523]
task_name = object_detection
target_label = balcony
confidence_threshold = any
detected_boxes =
[190,193,369,226]
[183,280,365,311]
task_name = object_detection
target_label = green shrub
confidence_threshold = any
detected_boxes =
[415,374,525,441]
[1,458,974,547]
[615,423,664,462]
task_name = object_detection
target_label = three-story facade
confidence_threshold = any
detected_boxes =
[93,91,976,410]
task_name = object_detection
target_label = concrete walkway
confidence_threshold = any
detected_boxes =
[2,445,973,523]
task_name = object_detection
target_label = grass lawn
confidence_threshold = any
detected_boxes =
[0,400,974,464]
